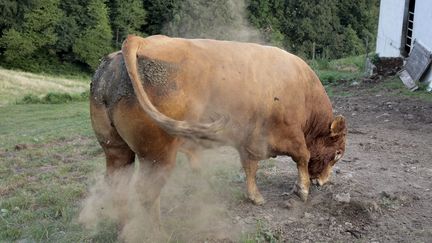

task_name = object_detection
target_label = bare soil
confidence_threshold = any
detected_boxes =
[161,84,432,242]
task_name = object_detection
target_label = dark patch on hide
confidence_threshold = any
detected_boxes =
[90,52,134,106]
[137,57,178,96]
[90,53,178,107]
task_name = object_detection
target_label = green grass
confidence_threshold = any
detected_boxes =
[370,76,432,102]
[311,55,365,97]
[0,102,114,242]
[0,102,92,148]
[310,55,367,85]
[241,219,281,243]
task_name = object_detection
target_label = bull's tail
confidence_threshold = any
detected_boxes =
[121,35,226,141]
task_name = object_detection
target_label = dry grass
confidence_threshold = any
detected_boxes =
[0,68,89,105]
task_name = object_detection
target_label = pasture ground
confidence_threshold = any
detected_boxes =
[1,69,432,242]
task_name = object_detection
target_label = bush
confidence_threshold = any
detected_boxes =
[370,53,380,65]
[309,59,331,70]
[20,94,43,104]
[17,91,89,104]
[319,73,336,85]
[43,93,73,104]
[316,70,360,85]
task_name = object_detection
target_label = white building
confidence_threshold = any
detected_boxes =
[376,0,432,85]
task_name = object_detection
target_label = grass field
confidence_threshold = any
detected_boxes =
[0,67,111,241]
[0,102,114,241]
[0,68,111,242]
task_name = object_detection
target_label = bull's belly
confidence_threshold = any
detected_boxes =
[106,95,270,161]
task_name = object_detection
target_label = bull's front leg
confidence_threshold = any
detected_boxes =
[283,134,311,202]
[241,159,265,205]
[294,153,311,202]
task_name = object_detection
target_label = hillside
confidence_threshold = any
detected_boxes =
[0,68,89,106]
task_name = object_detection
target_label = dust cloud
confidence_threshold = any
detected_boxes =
[163,0,263,43]
[79,147,250,242]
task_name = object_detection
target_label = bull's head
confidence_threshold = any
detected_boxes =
[308,115,347,186]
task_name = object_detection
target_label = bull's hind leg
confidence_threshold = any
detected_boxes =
[241,159,265,205]
[90,101,135,178]
[239,151,265,205]
[179,143,201,173]
[90,102,135,223]
[135,144,178,231]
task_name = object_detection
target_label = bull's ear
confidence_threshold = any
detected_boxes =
[330,115,346,137]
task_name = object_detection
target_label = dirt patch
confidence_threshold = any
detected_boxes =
[362,57,404,84]
[374,57,404,77]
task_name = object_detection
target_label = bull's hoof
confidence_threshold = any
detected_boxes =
[293,183,309,202]
[248,192,265,205]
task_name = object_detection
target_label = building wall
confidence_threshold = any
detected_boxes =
[376,0,432,84]
[376,0,407,57]
[412,0,432,83]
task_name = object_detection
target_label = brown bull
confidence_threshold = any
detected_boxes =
[90,35,346,226]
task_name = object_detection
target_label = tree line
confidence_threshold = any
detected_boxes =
[0,0,379,74]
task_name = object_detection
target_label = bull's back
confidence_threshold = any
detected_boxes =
[140,37,331,136]
[141,36,327,107]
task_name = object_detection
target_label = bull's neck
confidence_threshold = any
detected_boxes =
[304,108,333,148]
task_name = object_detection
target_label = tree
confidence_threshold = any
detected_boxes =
[141,0,178,35]
[342,25,365,56]
[248,0,285,47]
[55,0,87,61]
[0,0,380,73]
[0,0,33,35]
[0,0,62,64]
[109,0,147,48]
[72,0,113,69]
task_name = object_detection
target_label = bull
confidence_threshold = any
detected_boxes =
[90,35,347,227]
